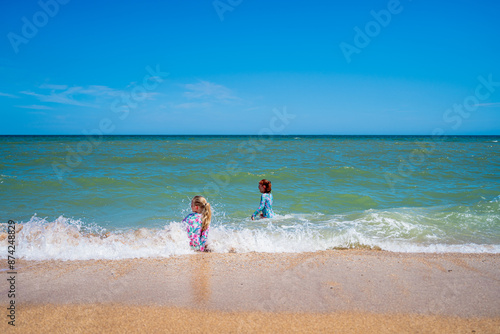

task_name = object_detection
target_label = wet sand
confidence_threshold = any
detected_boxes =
[1,250,499,333]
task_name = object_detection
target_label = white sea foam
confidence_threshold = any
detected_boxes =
[1,216,193,261]
[0,214,499,260]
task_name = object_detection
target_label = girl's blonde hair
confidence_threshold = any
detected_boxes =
[192,196,211,232]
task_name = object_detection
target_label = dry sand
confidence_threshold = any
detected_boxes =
[1,250,499,333]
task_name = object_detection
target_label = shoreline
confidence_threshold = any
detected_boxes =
[2,250,499,332]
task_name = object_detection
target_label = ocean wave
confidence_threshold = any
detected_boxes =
[0,216,193,261]
[1,211,499,261]
[491,195,500,203]
[102,155,192,164]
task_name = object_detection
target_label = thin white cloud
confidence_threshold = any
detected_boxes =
[16,104,54,110]
[474,102,500,107]
[20,84,129,108]
[183,80,239,103]
[174,102,212,109]
[21,83,161,108]
[0,92,19,98]
[20,89,96,108]
[78,85,123,97]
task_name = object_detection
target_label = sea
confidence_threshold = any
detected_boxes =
[1,135,499,260]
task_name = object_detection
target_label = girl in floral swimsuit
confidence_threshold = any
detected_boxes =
[183,196,212,252]
[251,179,275,220]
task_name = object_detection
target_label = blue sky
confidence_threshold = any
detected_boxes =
[0,0,499,135]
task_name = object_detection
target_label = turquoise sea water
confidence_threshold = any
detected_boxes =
[1,135,499,259]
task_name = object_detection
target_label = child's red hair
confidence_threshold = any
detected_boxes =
[259,179,272,193]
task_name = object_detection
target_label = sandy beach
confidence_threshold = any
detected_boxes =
[1,250,499,333]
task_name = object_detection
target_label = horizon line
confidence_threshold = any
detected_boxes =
[1,134,499,137]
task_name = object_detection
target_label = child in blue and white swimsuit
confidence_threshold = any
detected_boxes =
[251,179,275,220]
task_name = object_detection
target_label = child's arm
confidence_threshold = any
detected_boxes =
[252,195,265,219]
